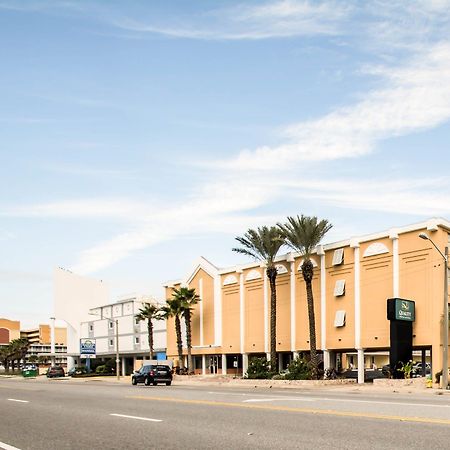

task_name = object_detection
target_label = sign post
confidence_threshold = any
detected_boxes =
[80,338,96,373]
[387,298,415,378]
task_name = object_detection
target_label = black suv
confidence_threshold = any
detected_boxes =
[131,365,172,386]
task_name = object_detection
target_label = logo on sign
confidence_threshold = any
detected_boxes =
[80,338,96,355]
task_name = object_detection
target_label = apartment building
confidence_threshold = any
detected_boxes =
[164,218,450,382]
[0,318,20,346]
[21,324,67,366]
[79,295,167,375]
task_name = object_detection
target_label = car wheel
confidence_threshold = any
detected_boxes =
[131,377,137,385]
[144,377,151,386]
[166,381,171,386]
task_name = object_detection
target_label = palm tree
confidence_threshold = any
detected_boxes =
[233,226,285,371]
[136,302,160,360]
[159,297,184,371]
[8,338,29,372]
[278,215,332,379]
[171,287,200,374]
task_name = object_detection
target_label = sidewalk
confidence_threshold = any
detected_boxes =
[7,373,450,395]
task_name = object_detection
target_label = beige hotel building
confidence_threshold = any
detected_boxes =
[164,218,450,383]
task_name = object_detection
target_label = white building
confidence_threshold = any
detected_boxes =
[79,295,167,375]
[54,268,166,374]
[54,268,109,370]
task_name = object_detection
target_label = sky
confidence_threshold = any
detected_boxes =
[2,0,450,328]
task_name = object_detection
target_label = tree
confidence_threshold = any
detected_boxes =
[28,355,38,364]
[136,301,161,360]
[9,338,29,372]
[233,226,285,371]
[278,215,332,379]
[159,297,184,371]
[171,287,200,374]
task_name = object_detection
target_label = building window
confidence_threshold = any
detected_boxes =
[334,310,346,327]
[332,248,344,266]
[109,339,114,346]
[89,325,93,332]
[135,318,140,326]
[135,337,140,344]
[334,279,346,297]
[109,321,114,329]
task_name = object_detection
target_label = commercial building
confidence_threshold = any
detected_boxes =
[164,218,450,382]
[0,318,20,346]
[79,295,167,375]
[21,324,67,366]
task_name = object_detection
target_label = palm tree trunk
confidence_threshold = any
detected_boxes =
[267,267,278,372]
[175,315,184,370]
[147,319,154,360]
[302,260,318,379]
[185,310,192,374]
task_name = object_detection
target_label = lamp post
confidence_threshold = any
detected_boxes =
[50,317,56,366]
[419,232,448,389]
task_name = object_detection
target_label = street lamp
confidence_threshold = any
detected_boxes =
[419,232,449,389]
[50,317,56,366]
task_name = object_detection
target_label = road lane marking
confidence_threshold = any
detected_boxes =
[110,413,162,422]
[0,441,22,450]
[7,399,29,403]
[243,397,315,403]
[127,395,450,426]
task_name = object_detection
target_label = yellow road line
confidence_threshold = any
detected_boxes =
[127,395,450,426]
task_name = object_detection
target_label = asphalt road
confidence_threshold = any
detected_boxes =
[1,377,450,450]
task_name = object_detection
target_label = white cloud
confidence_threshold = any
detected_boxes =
[215,42,450,171]
[107,1,350,40]
[2,199,151,220]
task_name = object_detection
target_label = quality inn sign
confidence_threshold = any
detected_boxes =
[394,299,415,322]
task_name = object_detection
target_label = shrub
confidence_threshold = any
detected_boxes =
[95,365,107,374]
[245,357,273,379]
[284,357,311,380]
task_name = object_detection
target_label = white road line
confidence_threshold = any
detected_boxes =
[0,440,22,450]
[7,399,29,403]
[109,413,162,422]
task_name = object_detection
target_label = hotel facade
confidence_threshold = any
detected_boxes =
[164,218,450,383]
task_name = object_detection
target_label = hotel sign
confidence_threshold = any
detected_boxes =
[80,338,96,355]
[387,298,415,322]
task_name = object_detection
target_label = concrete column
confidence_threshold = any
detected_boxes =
[121,357,126,376]
[287,253,296,352]
[317,246,327,352]
[199,278,204,347]
[278,353,283,372]
[262,263,269,354]
[390,230,399,297]
[66,356,76,371]
[238,269,245,354]
[202,355,206,375]
[323,350,331,370]
[357,349,365,384]
[133,356,137,372]
[242,353,249,376]
[351,240,361,350]
[266,352,271,362]
[222,354,227,375]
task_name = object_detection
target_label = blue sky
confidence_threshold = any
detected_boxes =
[2,0,450,327]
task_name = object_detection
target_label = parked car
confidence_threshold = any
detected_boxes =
[131,364,172,386]
[412,362,431,377]
[67,366,87,376]
[46,366,65,378]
